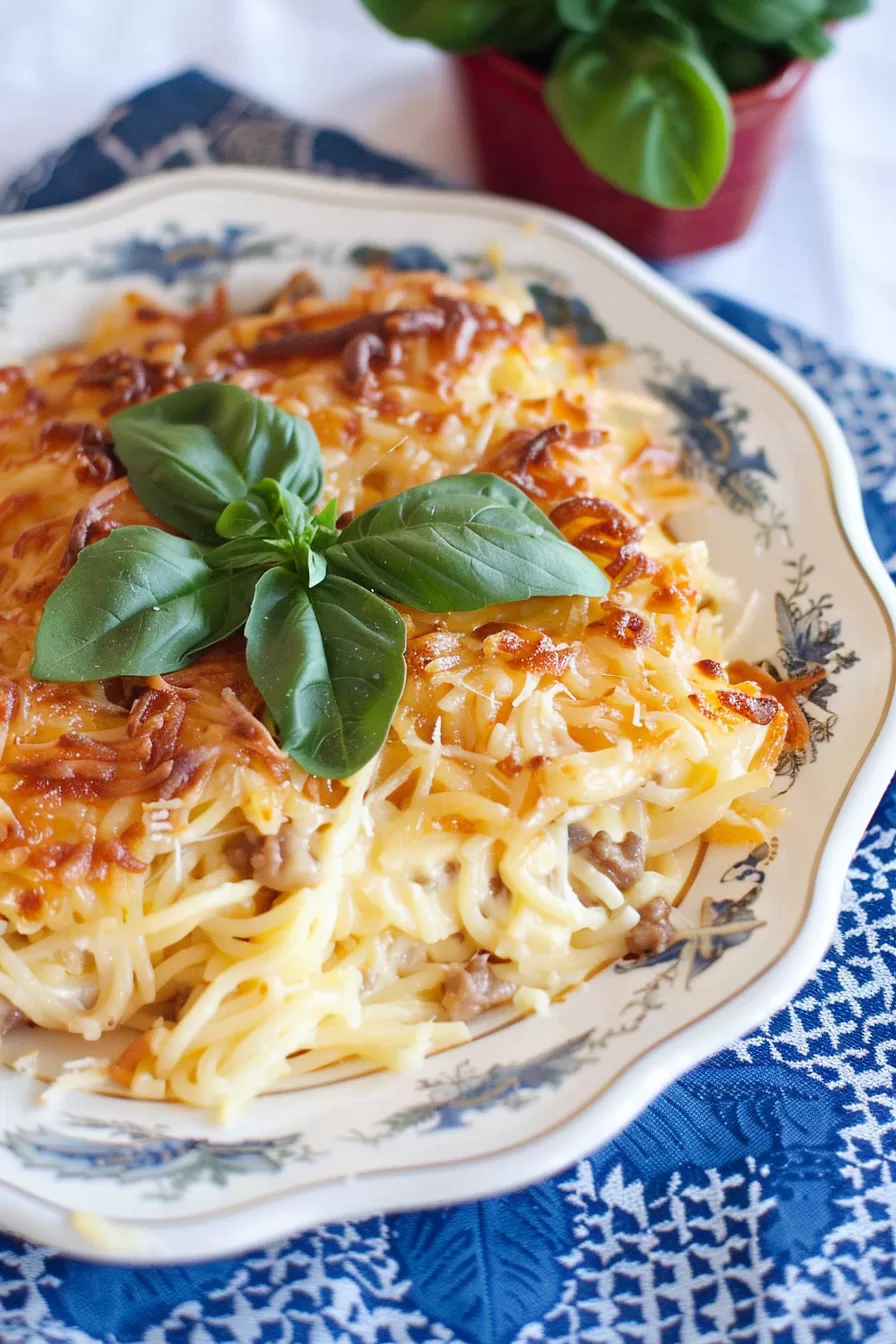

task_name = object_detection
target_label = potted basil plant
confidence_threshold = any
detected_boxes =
[359,0,869,259]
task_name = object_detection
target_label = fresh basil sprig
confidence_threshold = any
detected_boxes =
[31,382,608,777]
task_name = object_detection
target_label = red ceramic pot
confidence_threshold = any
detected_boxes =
[454,49,815,260]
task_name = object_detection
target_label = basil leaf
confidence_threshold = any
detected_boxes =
[216,497,272,540]
[787,18,833,56]
[709,0,822,42]
[111,410,246,545]
[485,0,563,50]
[31,527,257,681]
[324,472,608,611]
[614,0,698,46]
[705,34,779,89]
[307,550,328,589]
[206,536,293,572]
[822,0,867,15]
[360,0,501,47]
[557,0,618,33]
[361,0,560,52]
[249,478,312,540]
[311,498,341,551]
[245,569,406,778]
[315,498,340,531]
[110,383,324,543]
[409,471,574,539]
[546,31,732,208]
[315,473,570,554]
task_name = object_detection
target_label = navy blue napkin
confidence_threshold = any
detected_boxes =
[2,70,896,1344]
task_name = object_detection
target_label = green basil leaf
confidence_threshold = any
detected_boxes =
[495,0,564,50]
[206,536,293,572]
[361,0,560,52]
[361,0,499,47]
[709,0,822,42]
[310,498,341,553]
[431,471,579,539]
[31,527,257,681]
[821,0,867,16]
[307,550,328,589]
[324,472,608,611]
[111,410,246,545]
[215,497,272,540]
[281,537,329,588]
[556,0,618,33]
[245,569,406,778]
[110,383,324,543]
[314,498,340,531]
[787,18,833,55]
[705,34,780,89]
[316,473,570,553]
[613,0,700,46]
[546,31,732,208]
[249,478,312,540]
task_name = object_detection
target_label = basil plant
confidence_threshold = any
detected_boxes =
[360,0,869,208]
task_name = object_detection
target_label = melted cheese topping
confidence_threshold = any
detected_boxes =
[0,269,786,1114]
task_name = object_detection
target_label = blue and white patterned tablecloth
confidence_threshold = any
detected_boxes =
[2,70,896,1344]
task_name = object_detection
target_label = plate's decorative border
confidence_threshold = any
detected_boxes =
[0,222,307,309]
[349,967,676,1146]
[765,555,859,787]
[0,1116,318,1201]
[645,358,789,548]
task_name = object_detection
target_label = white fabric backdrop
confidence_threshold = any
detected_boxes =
[0,0,891,365]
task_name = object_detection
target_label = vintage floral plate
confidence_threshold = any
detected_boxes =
[0,166,894,1264]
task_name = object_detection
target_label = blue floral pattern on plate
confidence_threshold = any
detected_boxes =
[646,365,788,546]
[348,1032,601,1144]
[1,1118,315,1200]
[0,223,298,309]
